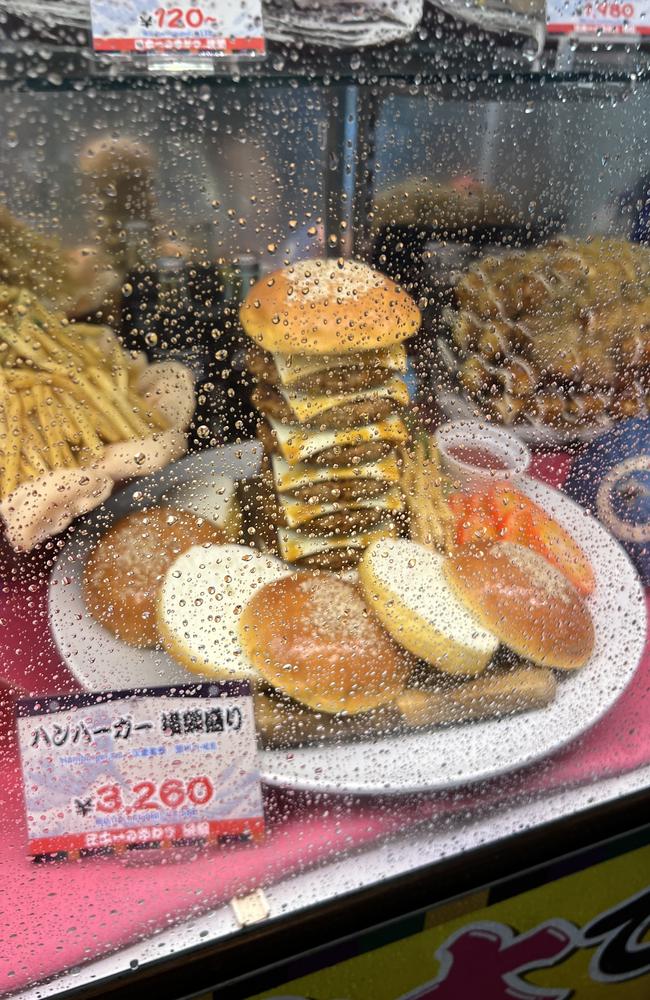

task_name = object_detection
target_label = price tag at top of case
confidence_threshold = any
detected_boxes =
[547,0,650,36]
[90,0,265,56]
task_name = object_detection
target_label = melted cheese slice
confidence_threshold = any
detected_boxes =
[279,486,404,528]
[278,523,398,562]
[273,344,407,387]
[279,376,409,423]
[272,453,401,494]
[269,413,408,466]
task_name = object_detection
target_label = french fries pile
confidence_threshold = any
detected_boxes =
[0,285,168,499]
[401,430,455,554]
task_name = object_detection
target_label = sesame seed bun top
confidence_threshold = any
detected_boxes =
[240,258,421,356]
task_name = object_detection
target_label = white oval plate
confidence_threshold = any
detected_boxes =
[49,442,647,795]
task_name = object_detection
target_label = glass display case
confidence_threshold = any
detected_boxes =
[0,5,649,998]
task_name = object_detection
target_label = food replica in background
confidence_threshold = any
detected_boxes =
[79,259,597,748]
[0,203,194,550]
[446,238,650,433]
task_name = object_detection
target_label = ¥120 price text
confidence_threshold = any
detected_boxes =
[75,776,214,817]
[152,7,218,29]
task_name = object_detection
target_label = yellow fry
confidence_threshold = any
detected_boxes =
[48,316,98,365]
[3,369,39,390]
[18,317,67,368]
[32,370,123,442]
[87,368,148,437]
[2,381,24,497]
[0,286,20,311]
[19,457,36,482]
[68,322,106,338]
[59,439,77,468]
[21,419,50,477]
[19,387,35,415]
[50,392,81,447]
[32,385,65,467]
[58,393,104,454]
[0,319,66,375]
[112,342,129,394]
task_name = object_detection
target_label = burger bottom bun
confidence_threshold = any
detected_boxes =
[359,538,499,675]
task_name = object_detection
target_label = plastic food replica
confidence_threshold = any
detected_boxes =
[69,258,601,747]
[0,205,194,550]
[444,237,650,434]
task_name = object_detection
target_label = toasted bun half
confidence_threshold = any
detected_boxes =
[157,544,290,680]
[238,572,412,713]
[83,508,226,648]
[240,259,420,355]
[359,538,498,675]
[444,542,594,670]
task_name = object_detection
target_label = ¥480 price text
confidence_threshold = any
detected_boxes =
[582,2,636,16]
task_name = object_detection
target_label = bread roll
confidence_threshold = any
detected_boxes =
[444,542,594,670]
[359,538,498,675]
[83,508,226,647]
[157,544,290,679]
[240,259,420,355]
[238,573,412,714]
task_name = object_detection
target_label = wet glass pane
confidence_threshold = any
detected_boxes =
[0,5,648,996]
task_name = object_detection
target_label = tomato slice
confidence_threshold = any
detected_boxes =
[447,484,595,596]
[526,508,596,597]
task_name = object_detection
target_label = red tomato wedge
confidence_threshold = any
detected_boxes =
[448,485,595,597]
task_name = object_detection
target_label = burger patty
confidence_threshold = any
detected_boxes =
[290,479,392,503]
[252,386,398,429]
[246,349,398,394]
[280,506,391,538]
[312,440,393,466]
[256,421,393,468]
[294,546,364,572]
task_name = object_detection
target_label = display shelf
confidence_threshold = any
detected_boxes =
[1,8,649,89]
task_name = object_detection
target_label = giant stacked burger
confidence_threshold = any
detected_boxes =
[240,258,421,570]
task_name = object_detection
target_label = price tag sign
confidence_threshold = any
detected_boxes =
[90,0,265,56]
[547,0,650,36]
[17,683,264,858]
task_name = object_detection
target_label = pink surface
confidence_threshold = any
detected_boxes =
[0,457,649,994]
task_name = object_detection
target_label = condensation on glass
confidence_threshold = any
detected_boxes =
[0,5,648,994]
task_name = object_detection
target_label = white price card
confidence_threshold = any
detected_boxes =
[17,683,264,858]
[547,0,650,36]
[90,0,265,56]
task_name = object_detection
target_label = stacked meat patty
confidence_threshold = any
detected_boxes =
[240,258,421,570]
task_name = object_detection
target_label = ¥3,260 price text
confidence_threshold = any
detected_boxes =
[76,777,214,817]
[152,7,218,28]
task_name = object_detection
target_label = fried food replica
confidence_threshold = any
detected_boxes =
[0,288,194,549]
[448,238,650,431]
